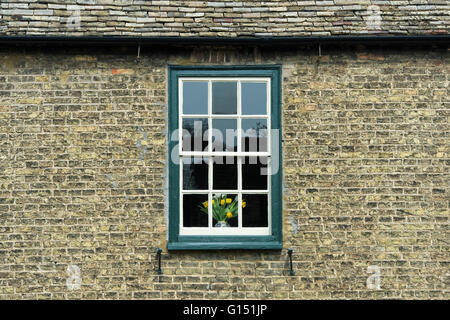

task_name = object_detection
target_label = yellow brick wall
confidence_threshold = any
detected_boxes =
[0,45,448,299]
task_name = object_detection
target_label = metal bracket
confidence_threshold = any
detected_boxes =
[288,248,294,276]
[136,42,141,63]
[156,248,163,275]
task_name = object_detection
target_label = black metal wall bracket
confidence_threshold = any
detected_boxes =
[287,248,294,276]
[136,42,141,63]
[156,248,163,275]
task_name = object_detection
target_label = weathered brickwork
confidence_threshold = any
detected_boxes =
[0,0,449,37]
[0,44,448,299]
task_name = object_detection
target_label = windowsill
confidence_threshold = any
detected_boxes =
[167,235,282,250]
[179,227,270,236]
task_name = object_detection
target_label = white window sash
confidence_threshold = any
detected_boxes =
[179,77,272,236]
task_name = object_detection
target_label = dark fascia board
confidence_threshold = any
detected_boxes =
[0,35,449,47]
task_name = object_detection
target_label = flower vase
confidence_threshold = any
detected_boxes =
[214,221,229,227]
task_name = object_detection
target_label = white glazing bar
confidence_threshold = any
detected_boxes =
[178,78,183,157]
[181,77,270,82]
[182,189,268,194]
[180,189,209,194]
[238,158,242,230]
[181,114,268,119]
[208,179,212,230]
[237,80,242,230]
[237,79,242,153]
[208,80,212,153]
[208,80,213,229]
[179,80,183,231]
[180,152,270,157]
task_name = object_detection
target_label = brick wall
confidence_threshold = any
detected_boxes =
[0,44,448,299]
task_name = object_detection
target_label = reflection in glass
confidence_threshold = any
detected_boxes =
[183,157,208,190]
[212,82,237,114]
[242,194,268,227]
[182,118,208,152]
[241,82,267,115]
[183,194,208,227]
[242,119,267,152]
[213,156,237,190]
[242,157,268,190]
[183,81,208,115]
[212,119,237,152]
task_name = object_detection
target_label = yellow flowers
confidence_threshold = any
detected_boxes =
[220,198,232,206]
[199,195,247,225]
[204,199,246,209]
[203,199,216,208]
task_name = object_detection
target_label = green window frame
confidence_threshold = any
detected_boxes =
[167,65,282,250]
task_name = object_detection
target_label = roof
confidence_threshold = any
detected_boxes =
[0,0,449,38]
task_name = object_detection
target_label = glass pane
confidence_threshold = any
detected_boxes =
[212,119,237,152]
[212,194,238,228]
[213,156,237,190]
[242,156,268,190]
[241,82,267,115]
[183,81,208,115]
[242,119,267,152]
[182,118,208,152]
[182,157,208,190]
[242,194,268,227]
[212,81,237,114]
[183,194,209,227]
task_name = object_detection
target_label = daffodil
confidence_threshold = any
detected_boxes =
[199,194,243,225]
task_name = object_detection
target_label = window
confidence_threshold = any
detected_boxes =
[168,66,282,250]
